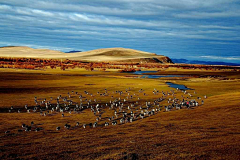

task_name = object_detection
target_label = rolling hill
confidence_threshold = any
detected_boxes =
[0,46,173,63]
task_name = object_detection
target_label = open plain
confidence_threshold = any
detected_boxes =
[0,65,240,160]
[1,0,240,159]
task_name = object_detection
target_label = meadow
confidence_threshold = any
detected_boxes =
[0,67,239,160]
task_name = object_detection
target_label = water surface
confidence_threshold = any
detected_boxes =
[133,71,185,79]
[166,82,192,90]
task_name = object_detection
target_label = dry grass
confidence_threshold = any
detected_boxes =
[0,68,239,160]
[0,47,166,62]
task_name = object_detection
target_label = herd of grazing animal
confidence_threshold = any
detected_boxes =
[4,87,207,134]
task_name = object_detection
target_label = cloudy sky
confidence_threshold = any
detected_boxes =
[0,0,240,63]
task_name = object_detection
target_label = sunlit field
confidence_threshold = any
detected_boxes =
[1,0,240,159]
[0,67,240,160]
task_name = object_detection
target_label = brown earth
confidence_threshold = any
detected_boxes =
[0,68,239,159]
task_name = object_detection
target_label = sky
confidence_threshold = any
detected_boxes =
[0,0,240,63]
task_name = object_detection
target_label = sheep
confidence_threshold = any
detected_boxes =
[176,105,181,110]
[140,114,144,119]
[130,117,133,123]
[22,124,26,128]
[93,122,97,128]
[112,121,117,125]
[120,118,124,124]
[25,126,31,131]
[165,106,170,112]
[64,124,70,129]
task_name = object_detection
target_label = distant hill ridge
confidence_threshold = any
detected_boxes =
[0,46,173,63]
[65,50,82,53]
[172,58,240,66]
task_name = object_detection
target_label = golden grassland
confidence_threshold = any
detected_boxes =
[0,47,167,62]
[0,67,240,160]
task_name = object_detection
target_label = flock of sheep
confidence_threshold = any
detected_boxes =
[5,87,206,134]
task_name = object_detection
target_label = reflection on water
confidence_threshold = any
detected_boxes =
[133,71,185,79]
[134,71,157,74]
[133,71,192,90]
[166,82,192,90]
